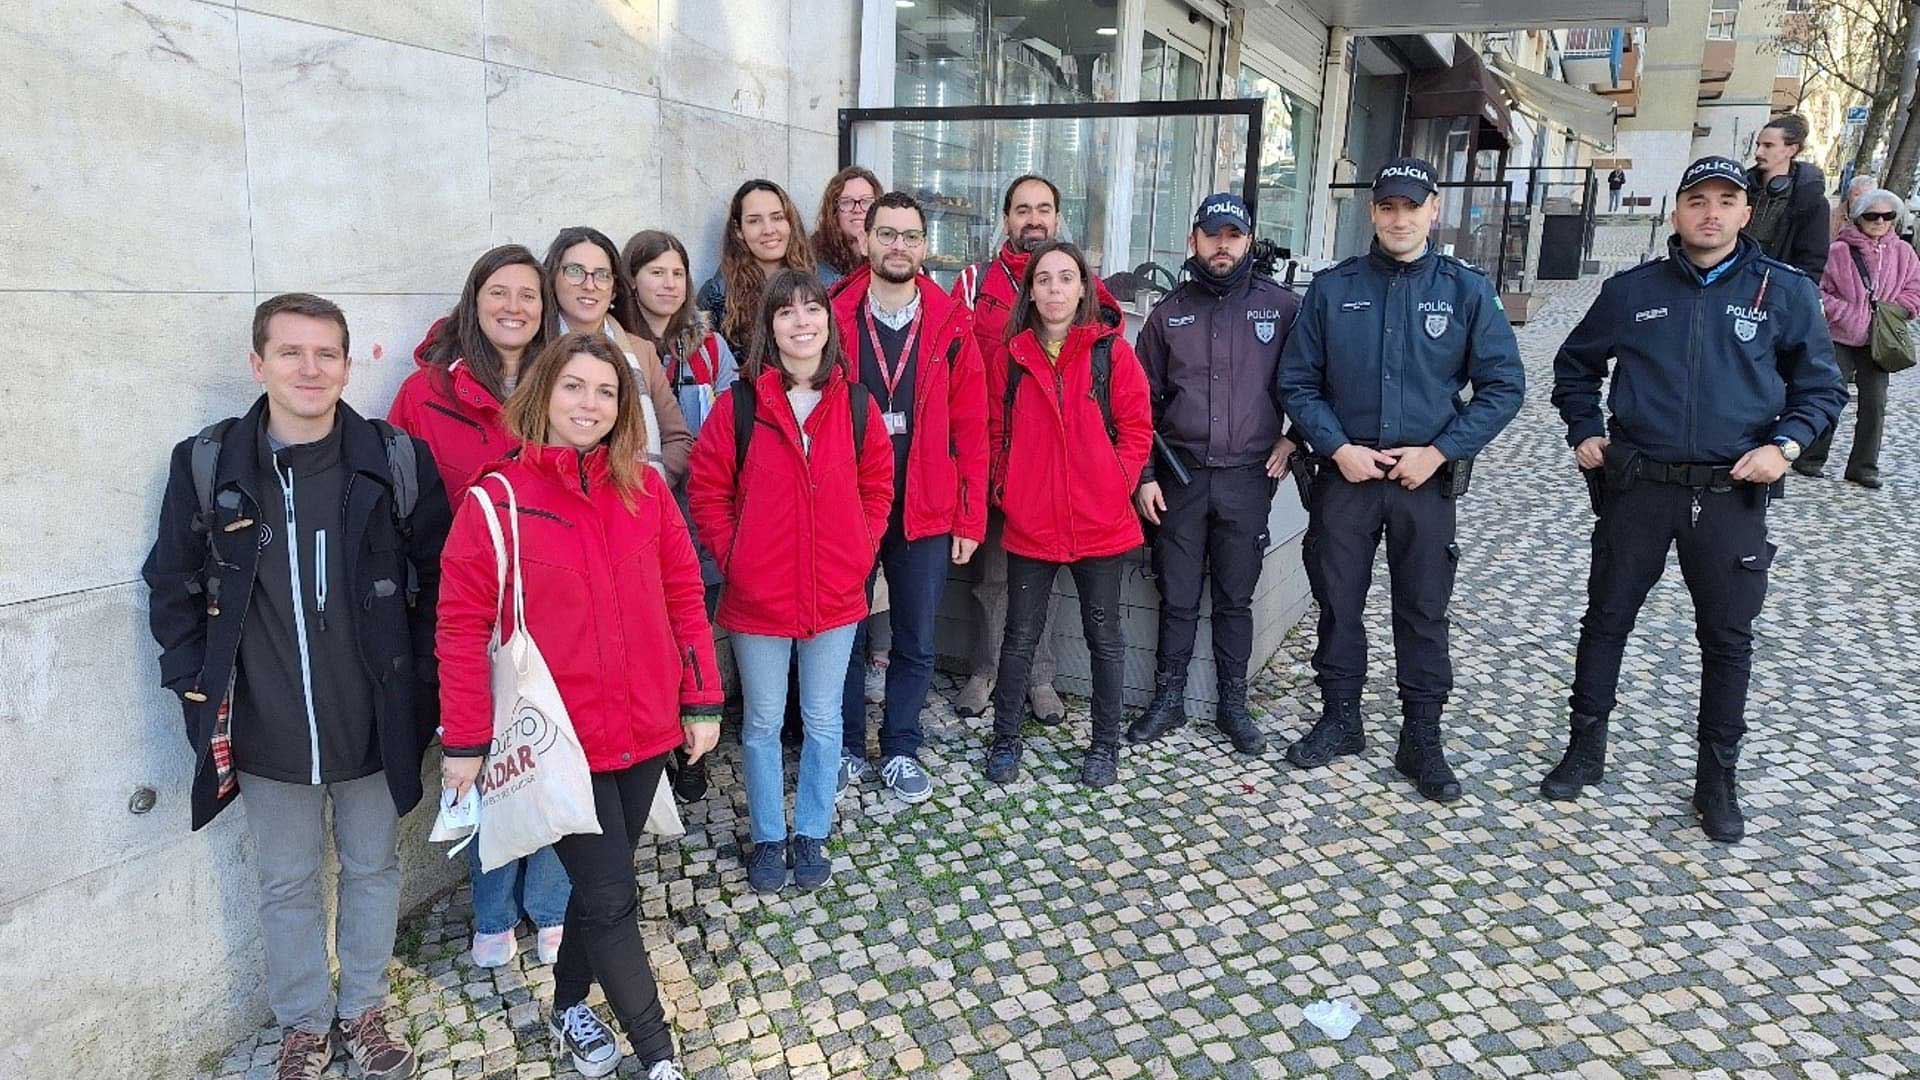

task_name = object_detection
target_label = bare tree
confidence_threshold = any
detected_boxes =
[1784,0,1906,173]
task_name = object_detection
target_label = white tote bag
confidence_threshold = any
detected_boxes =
[465,474,603,872]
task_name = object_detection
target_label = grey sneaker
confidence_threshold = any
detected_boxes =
[957,673,993,716]
[836,754,872,801]
[1028,684,1066,726]
[879,755,934,803]
[549,1002,622,1077]
[864,656,889,704]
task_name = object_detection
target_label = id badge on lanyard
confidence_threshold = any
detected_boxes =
[864,305,921,436]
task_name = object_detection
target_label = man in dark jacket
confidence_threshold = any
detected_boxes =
[1127,193,1301,756]
[1744,114,1830,278]
[1547,156,1843,843]
[142,293,450,1080]
[1277,158,1526,802]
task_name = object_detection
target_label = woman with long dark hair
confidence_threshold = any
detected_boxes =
[438,333,721,1080]
[389,244,572,970]
[696,179,815,351]
[688,270,893,895]
[621,229,738,436]
[811,165,880,285]
[542,226,694,484]
[982,241,1152,788]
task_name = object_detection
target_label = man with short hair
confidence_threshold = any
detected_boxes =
[1607,167,1627,212]
[1744,114,1830,277]
[1277,158,1525,802]
[830,192,989,803]
[1548,156,1843,842]
[950,174,1124,725]
[1127,192,1301,756]
[143,293,451,1080]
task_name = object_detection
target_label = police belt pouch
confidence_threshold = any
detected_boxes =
[1440,456,1474,499]
[1848,245,1916,373]
[1288,447,1316,511]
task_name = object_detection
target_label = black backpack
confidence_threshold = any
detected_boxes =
[732,379,872,474]
[999,336,1119,474]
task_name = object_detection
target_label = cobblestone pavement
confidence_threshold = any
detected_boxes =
[203,225,1920,1079]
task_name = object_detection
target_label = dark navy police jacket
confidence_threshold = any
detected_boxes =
[1551,235,1844,464]
[1277,243,1524,461]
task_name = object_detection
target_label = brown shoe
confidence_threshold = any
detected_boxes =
[336,1007,416,1078]
[274,1029,333,1080]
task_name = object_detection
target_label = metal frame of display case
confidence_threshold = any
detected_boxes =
[837,98,1266,219]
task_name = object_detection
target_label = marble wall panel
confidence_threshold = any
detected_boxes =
[786,0,861,136]
[244,0,484,55]
[484,0,661,96]
[659,103,792,276]
[0,291,258,604]
[659,0,788,125]
[485,65,666,255]
[0,0,250,291]
[788,127,842,243]
[240,13,491,293]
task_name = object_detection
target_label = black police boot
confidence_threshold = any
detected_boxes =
[1125,668,1188,744]
[1213,675,1266,755]
[1692,741,1745,842]
[1284,697,1364,768]
[1539,712,1608,801]
[1394,708,1462,802]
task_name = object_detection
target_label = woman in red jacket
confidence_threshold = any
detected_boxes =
[438,333,722,1080]
[688,269,893,895]
[983,240,1152,788]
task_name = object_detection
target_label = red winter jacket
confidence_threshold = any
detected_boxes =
[388,320,512,494]
[952,243,1125,374]
[436,445,722,772]
[988,322,1153,562]
[688,366,895,639]
[829,266,989,543]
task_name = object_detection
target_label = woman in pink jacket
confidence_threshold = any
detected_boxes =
[1809,187,1920,489]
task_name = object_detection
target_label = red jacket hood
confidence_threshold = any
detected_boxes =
[414,316,448,368]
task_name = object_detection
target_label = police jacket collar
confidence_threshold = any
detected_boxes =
[1664,233,1761,287]
[1366,240,1434,275]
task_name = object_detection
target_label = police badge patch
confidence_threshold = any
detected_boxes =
[1254,320,1275,344]
[1733,317,1757,342]
[1424,313,1448,338]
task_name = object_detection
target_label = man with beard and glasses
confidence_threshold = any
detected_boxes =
[1126,193,1301,757]
[827,192,989,805]
[951,174,1123,726]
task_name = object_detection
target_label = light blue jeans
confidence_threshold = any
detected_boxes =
[466,843,570,935]
[734,624,857,844]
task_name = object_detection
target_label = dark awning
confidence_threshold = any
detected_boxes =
[1408,44,1514,144]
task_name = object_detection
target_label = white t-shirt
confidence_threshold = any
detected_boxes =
[787,387,823,454]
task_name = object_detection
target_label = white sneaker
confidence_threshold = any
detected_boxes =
[470,929,516,968]
[549,1002,622,1077]
[864,655,889,704]
[646,1060,689,1080]
[535,925,563,965]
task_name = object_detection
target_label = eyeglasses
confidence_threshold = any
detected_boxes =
[1860,211,1899,223]
[560,263,615,287]
[872,226,926,248]
[837,196,875,213]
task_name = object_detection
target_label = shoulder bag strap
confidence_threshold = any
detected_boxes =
[467,475,511,635]
[1849,244,1876,300]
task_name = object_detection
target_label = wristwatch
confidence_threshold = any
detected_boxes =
[1771,436,1802,462]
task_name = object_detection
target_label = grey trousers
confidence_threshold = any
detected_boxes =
[968,513,1057,684]
[241,770,402,1034]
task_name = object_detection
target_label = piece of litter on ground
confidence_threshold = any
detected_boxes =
[1302,999,1363,1039]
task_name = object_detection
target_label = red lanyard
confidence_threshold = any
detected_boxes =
[862,303,921,408]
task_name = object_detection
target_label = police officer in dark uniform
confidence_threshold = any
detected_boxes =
[1127,193,1302,755]
[1547,155,1844,842]
[1277,158,1525,802]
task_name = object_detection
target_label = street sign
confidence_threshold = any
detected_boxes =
[1846,105,1870,126]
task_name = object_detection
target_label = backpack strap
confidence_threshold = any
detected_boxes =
[849,381,870,458]
[1090,336,1119,444]
[999,355,1023,496]
[369,419,419,523]
[959,263,980,309]
[732,381,758,476]
[189,419,235,522]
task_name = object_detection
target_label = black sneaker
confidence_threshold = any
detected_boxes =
[746,840,787,894]
[790,835,833,889]
[1080,744,1120,787]
[983,737,1023,783]
[667,748,709,803]
[549,1002,622,1077]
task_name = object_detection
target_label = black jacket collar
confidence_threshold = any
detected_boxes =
[218,396,391,502]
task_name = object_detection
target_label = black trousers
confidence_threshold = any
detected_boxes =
[551,752,674,1065]
[1150,463,1274,680]
[1801,342,1887,477]
[993,554,1125,747]
[1301,471,1458,706]
[1570,480,1772,746]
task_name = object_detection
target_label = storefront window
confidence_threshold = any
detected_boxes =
[1233,66,1319,256]
[1128,34,1206,279]
[893,0,1120,281]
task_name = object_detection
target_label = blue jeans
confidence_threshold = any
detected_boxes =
[843,526,950,762]
[735,624,857,844]
[466,843,570,935]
